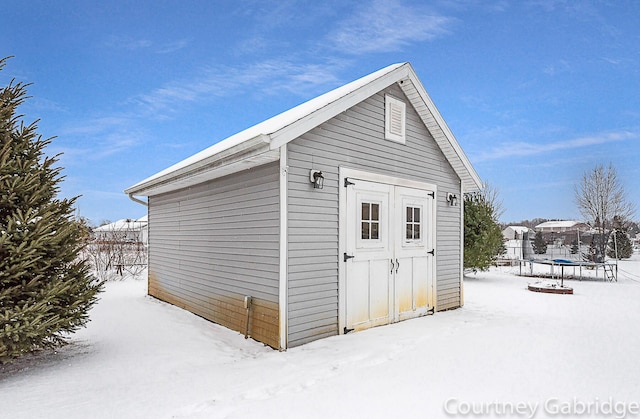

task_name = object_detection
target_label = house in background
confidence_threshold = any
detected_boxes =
[93,216,148,245]
[535,220,589,246]
[125,62,482,350]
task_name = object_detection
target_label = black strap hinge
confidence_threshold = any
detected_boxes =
[344,253,355,262]
[428,191,435,198]
[428,249,435,256]
[344,327,355,334]
[427,307,435,315]
[344,178,355,187]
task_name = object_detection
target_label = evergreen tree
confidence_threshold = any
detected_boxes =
[463,189,504,272]
[532,231,547,255]
[585,234,605,263]
[606,217,633,259]
[570,240,579,255]
[0,58,102,363]
[628,221,640,238]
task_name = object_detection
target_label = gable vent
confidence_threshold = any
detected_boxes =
[385,94,406,143]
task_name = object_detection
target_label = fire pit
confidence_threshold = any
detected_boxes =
[528,281,573,295]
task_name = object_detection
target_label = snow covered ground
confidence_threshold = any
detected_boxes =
[2,255,640,419]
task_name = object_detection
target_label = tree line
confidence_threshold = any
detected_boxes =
[466,164,636,268]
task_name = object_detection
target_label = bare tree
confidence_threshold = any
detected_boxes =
[81,219,148,281]
[480,182,505,221]
[574,164,635,260]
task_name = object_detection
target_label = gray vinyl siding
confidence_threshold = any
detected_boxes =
[286,83,462,346]
[148,162,281,348]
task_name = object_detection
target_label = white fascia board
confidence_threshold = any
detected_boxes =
[125,134,272,196]
[136,149,279,197]
[269,65,411,150]
[403,65,483,191]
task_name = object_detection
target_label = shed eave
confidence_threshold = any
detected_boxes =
[125,135,277,196]
[126,61,483,195]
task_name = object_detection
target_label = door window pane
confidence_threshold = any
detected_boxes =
[361,202,381,240]
[371,221,379,239]
[362,203,369,220]
[406,206,422,240]
[362,222,370,239]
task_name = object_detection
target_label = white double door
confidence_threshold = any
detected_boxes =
[345,179,435,332]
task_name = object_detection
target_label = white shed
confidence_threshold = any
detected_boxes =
[125,62,482,349]
[502,226,533,260]
[503,226,531,241]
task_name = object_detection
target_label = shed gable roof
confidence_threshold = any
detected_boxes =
[126,62,482,197]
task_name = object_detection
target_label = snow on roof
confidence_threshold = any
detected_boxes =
[127,63,405,192]
[126,62,482,196]
[504,226,530,233]
[535,220,586,229]
[94,218,147,232]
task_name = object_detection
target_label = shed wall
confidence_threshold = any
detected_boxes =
[286,83,462,346]
[148,162,280,348]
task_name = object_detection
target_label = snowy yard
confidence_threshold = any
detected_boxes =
[2,256,640,419]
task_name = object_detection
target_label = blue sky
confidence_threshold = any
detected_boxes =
[2,0,638,224]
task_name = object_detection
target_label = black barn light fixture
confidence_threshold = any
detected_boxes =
[309,169,325,189]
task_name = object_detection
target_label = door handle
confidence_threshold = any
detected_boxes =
[395,258,399,273]
[390,259,395,274]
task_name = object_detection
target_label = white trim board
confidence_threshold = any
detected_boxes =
[278,146,288,349]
